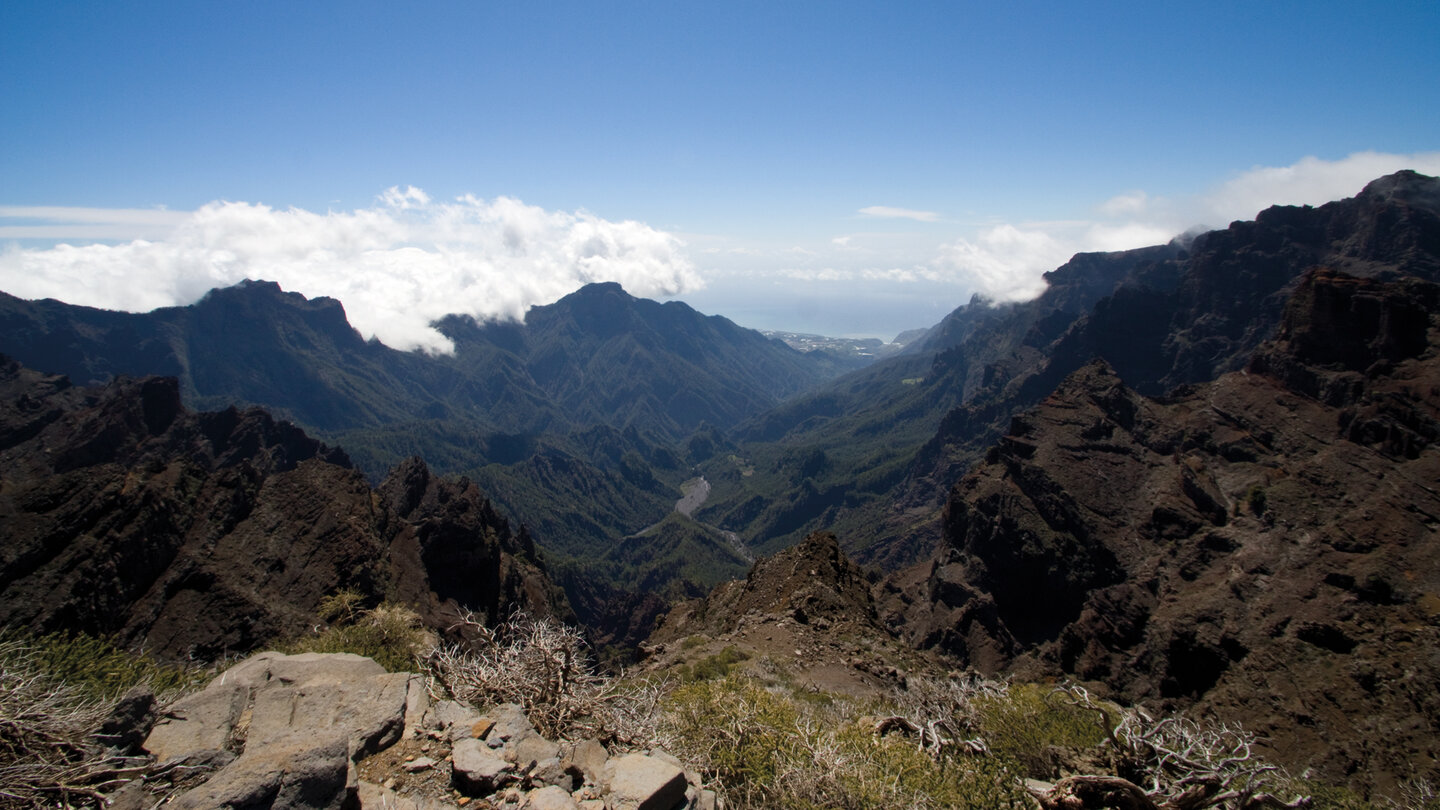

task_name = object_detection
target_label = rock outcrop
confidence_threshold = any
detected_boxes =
[0,360,562,660]
[650,531,940,695]
[111,651,713,810]
[655,531,877,639]
[881,269,1440,795]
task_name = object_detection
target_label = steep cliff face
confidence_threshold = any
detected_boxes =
[880,269,1440,794]
[893,172,1440,571]
[0,360,562,660]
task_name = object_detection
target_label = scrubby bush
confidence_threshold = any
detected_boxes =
[975,681,1110,775]
[678,645,750,682]
[285,599,431,672]
[424,610,662,742]
[660,673,1029,809]
[0,636,162,808]
[4,630,204,701]
[1026,685,1313,810]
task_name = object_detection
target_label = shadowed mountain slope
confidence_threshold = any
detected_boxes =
[0,279,847,590]
[696,171,1440,572]
[879,268,1440,795]
[0,358,562,660]
[0,280,837,461]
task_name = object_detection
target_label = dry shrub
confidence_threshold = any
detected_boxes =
[1391,780,1440,810]
[425,610,661,742]
[0,638,141,808]
[1029,686,1312,810]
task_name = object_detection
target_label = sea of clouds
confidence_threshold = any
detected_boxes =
[3,152,1438,350]
[0,188,700,354]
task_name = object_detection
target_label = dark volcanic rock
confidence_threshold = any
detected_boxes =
[0,361,562,660]
[880,269,1440,795]
[891,171,1440,569]
[654,531,881,641]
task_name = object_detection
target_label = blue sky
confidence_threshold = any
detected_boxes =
[3,1,1439,349]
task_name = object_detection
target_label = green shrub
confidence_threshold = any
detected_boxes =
[678,646,750,682]
[1246,484,1268,515]
[664,675,806,803]
[283,602,429,672]
[1,630,206,701]
[662,674,1030,809]
[975,682,1109,776]
[316,587,367,625]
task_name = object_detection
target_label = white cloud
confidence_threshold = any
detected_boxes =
[858,205,940,222]
[0,205,189,240]
[1201,151,1440,224]
[933,151,1440,305]
[862,267,941,283]
[1097,190,1150,218]
[0,191,701,354]
[380,185,430,210]
[933,225,1064,302]
[783,267,853,282]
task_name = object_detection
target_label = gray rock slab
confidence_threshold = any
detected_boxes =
[246,670,413,757]
[564,739,608,786]
[168,733,351,810]
[403,676,432,740]
[481,703,535,743]
[428,699,485,742]
[522,785,580,810]
[604,754,687,810]
[510,730,562,767]
[217,651,385,689]
[147,652,414,766]
[529,756,580,792]
[143,682,249,763]
[452,737,516,796]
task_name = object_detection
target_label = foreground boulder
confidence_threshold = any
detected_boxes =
[142,652,418,809]
[604,753,688,810]
[125,651,709,810]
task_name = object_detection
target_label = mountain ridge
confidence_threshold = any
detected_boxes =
[879,266,1440,794]
[0,357,564,660]
[693,170,1440,572]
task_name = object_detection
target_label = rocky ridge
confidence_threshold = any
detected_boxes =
[880,268,1440,795]
[878,170,1440,568]
[0,359,562,660]
[647,531,941,696]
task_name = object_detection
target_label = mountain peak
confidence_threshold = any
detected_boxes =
[574,281,628,295]
[1357,169,1440,208]
[202,278,349,314]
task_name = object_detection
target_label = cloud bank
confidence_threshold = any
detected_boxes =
[929,151,1440,304]
[0,189,701,353]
